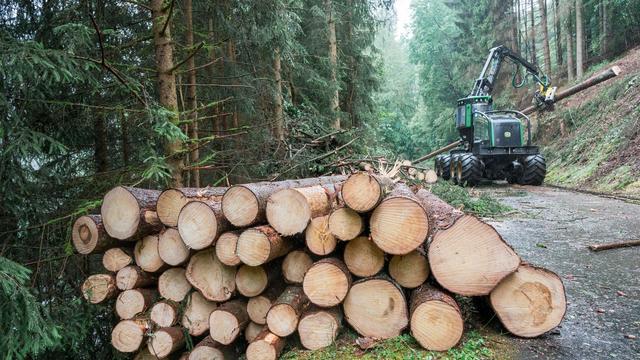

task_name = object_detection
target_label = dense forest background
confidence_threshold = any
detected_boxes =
[1,0,639,358]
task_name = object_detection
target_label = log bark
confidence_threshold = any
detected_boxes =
[236,225,292,266]
[158,228,191,266]
[186,249,236,302]
[266,286,309,337]
[490,264,567,338]
[328,207,363,241]
[370,183,429,255]
[303,258,352,307]
[416,189,520,296]
[158,267,193,302]
[178,199,231,250]
[81,273,117,304]
[343,276,408,339]
[588,239,640,252]
[216,231,242,266]
[267,184,340,236]
[148,326,185,358]
[236,264,279,297]
[157,187,226,227]
[281,250,313,284]
[134,234,167,273]
[298,306,342,350]
[247,285,284,325]
[389,251,430,289]
[209,299,249,345]
[103,247,134,273]
[116,265,156,290]
[182,291,218,336]
[188,336,234,360]
[341,172,394,212]
[72,215,118,254]
[343,236,384,278]
[221,175,347,227]
[409,284,463,351]
[245,322,266,343]
[245,329,285,360]
[111,318,150,353]
[101,186,162,240]
[115,288,157,319]
[150,300,179,327]
[305,215,337,255]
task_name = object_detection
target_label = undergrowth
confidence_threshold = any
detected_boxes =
[429,181,512,217]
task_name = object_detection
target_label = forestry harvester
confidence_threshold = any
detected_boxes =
[434,45,556,186]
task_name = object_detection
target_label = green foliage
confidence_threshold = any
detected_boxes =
[0,256,61,359]
[430,180,512,217]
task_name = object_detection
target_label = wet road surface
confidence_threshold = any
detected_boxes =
[479,185,640,359]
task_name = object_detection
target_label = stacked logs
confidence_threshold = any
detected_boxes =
[75,173,566,359]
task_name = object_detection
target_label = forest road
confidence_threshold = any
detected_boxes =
[478,184,640,360]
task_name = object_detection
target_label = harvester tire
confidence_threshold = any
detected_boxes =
[450,154,460,184]
[519,155,546,185]
[440,155,451,180]
[457,154,484,186]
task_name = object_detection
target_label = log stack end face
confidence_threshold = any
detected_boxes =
[342,172,382,212]
[266,189,312,236]
[222,186,260,227]
[111,319,147,353]
[178,201,217,250]
[237,228,273,266]
[370,196,429,255]
[157,189,188,227]
[72,216,100,254]
[101,186,141,240]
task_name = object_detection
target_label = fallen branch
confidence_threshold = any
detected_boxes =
[588,240,640,252]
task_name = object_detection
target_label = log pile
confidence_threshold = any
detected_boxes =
[76,172,566,358]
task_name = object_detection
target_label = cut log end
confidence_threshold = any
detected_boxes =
[158,228,190,266]
[266,188,312,235]
[157,188,190,227]
[342,172,383,212]
[178,201,220,250]
[303,259,351,307]
[245,322,265,343]
[429,215,520,296]
[209,300,248,345]
[134,235,166,273]
[102,186,142,239]
[328,207,363,241]
[182,292,218,336]
[186,249,236,302]
[116,265,155,290]
[150,301,178,327]
[281,250,313,284]
[111,319,149,353]
[103,248,133,273]
[490,264,566,338]
[237,226,289,266]
[246,330,285,360]
[236,265,268,297]
[116,289,155,319]
[266,303,299,337]
[305,216,337,255]
[82,274,117,304]
[159,267,193,302]
[343,236,385,277]
[389,251,430,289]
[216,231,241,266]
[298,307,342,350]
[370,195,429,255]
[222,186,260,227]
[148,327,185,358]
[410,285,463,351]
[72,215,113,254]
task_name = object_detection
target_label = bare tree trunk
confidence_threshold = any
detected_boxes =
[120,112,130,167]
[522,0,528,56]
[554,0,563,66]
[345,0,356,127]
[151,0,183,186]
[516,0,522,54]
[530,0,537,65]
[94,114,108,173]
[325,0,340,130]
[601,0,609,55]
[565,2,575,82]
[185,0,200,187]
[207,17,221,137]
[538,0,551,73]
[511,0,519,52]
[575,0,584,78]
[273,47,285,142]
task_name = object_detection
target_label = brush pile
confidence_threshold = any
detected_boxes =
[75,172,566,359]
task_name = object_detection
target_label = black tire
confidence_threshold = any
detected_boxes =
[434,156,442,177]
[518,155,546,185]
[440,155,451,180]
[457,154,484,186]
[449,154,460,184]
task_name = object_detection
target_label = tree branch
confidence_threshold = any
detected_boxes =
[169,41,205,73]
[160,0,176,36]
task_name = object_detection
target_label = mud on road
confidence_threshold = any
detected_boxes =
[479,185,639,359]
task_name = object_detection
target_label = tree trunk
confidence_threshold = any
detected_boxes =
[150,300,179,327]
[81,273,118,304]
[134,234,167,273]
[298,306,342,350]
[416,189,521,296]
[305,215,338,255]
[409,285,463,351]
[530,0,537,65]
[209,299,249,345]
[575,0,584,78]
[565,2,575,81]
[222,174,347,227]
[554,0,563,66]
[302,258,352,307]
[115,288,157,319]
[157,187,226,227]
[116,265,156,290]
[266,286,309,336]
[120,113,130,167]
[328,207,363,241]
[341,172,394,212]
[236,264,279,297]
[178,199,231,250]
[94,114,108,173]
[158,228,191,266]
[266,183,340,236]
[151,0,184,186]
[236,225,292,266]
[148,326,185,358]
[184,0,200,187]
[101,186,162,240]
[343,276,408,339]
[490,264,567,337]
[247,286,283,325]
[246,329,286,360]
[345,0,356,127]
[185,249,236,302]
[215,231,242,266]
[511,0,519,52]
[601,0,609,55]
[523,0,529,56]
[325,0,340,129]
[158,267,192,302]
[343,235,385,277]
[182,291,218,336]
[538,0,551,72]
[281,250,313,284]
[72,215,118,254]
[273,47,285,141]
[103,247,134,273]
[111,318,150,353]
[388,250,430,289]
[370,183,429,255]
